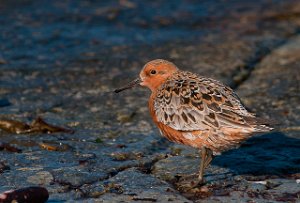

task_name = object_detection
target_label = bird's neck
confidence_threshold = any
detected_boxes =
[148,92,158,123]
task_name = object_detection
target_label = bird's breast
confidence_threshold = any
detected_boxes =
[148,92,201,146]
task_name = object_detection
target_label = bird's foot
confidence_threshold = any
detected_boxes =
[176,175,206,192]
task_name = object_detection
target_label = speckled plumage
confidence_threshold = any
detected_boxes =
[152,70,271,154]
[115,59,273,185]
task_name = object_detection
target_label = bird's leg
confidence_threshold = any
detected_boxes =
[177,147,213,191]
[204,148,213,169]
[198,147,213,184]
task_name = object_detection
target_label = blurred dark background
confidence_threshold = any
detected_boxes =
[1,0,299,70]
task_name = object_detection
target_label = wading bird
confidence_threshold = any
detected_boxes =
[115,59,272,186]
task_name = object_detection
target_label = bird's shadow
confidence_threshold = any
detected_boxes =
[213,132,300,176]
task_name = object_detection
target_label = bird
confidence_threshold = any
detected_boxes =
[114,59,272,186]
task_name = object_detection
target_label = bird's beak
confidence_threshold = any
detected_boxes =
[114,78,142,93]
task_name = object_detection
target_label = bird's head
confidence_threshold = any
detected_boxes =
[114,59,178,93]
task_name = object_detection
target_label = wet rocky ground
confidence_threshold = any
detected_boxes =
[0,0,300,202]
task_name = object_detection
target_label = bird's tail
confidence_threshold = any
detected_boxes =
[243,116,276,132]
[254,124,273,132]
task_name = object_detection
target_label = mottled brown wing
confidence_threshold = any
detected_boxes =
[154,71,255,131]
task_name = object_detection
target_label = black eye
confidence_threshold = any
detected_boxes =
[150,70,156,75]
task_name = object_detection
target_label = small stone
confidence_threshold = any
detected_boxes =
[116,112,136,124]
[27,171,53,185]
[0,187,49,203]
[0,161,10,173]
[253,181,267,185]
[247,183,266,192]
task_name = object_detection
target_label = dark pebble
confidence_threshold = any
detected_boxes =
[0,187,49,203]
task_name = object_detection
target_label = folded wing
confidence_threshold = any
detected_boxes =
[154,71,270,133]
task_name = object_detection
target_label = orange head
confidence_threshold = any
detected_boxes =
[114,59,178,93]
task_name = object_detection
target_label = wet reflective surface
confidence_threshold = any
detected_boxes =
[0,0,300,202]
